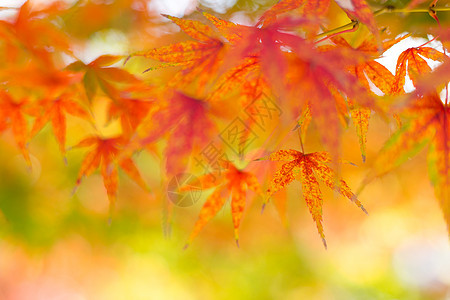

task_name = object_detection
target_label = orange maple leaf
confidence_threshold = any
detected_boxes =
[206,56,275,126]
[361,91,449,234]
[393,46,445,94]
[348,100,371,162]
[260,149,367,248]
[130,15,228,93]
[105,85,155,137]
[321,35,407,161]
[0,91,31,166]
[415,56,450,96]
[72,135,148,215]
[29,93,90,158]
[328,35,404,95]
[0,0,71,65]
[66,55,139,101]
[183,160,261,247]
[206,56,263,103]
[0,61,82,97]
[201,12,243,44]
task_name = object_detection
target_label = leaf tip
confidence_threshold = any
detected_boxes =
[235,239,240,248]
[71,185,79,197]
[254,157,264,161]
[361,205,369,215]
[347,160,358,167]
[322,237,328,250]
[183,243,190,250]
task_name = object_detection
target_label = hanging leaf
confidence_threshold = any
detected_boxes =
[72,135,148,214]
[260,149,367,248]
[183,160,261,247]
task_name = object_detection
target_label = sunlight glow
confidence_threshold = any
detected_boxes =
[148,0,196,17]
[200,0,238,13]
[439,84,449,105]
[393,236,450,289]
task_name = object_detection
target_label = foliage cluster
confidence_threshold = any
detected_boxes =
[0,0,449,248]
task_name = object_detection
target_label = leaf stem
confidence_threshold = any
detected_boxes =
[315,21,358,40]
[387,7,450,13]
[315,22,359,44]
[298,128,305,153]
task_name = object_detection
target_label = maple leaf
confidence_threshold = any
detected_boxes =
[205,56,283,154]
[259,0,333,27]
[260,149,367,248]
[229,18,319,93]
[104,84,155,137]
[328,35,404,95]
[218,16,372,122]
[291,25,383,153]
[207,54,252,94]
[183,160,261,247]
[415,58,450,97]
[29,93,91,158]
[349,99,371,162]
[130,15,228,94]
[201,12,243,44]
[0,91,31,166]
[0,0,71,65]
[321,35,407,161]
[72,135,148,214]
[206,55,274,115]
[393,46,445,94]
[296,104,312,144]
[281,42,375,161]
[361,92,449,233]
[136,90,216,175]
[0,61,82,97]
[202,16,372,159]
[66,55,139,101]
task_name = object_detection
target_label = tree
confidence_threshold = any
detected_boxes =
[0,0,448,250]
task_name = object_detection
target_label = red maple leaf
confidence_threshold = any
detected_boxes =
[136,90,216,175]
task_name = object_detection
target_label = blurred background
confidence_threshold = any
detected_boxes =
[0,0,449,299]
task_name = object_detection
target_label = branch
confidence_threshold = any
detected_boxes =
[315,6,450,42]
